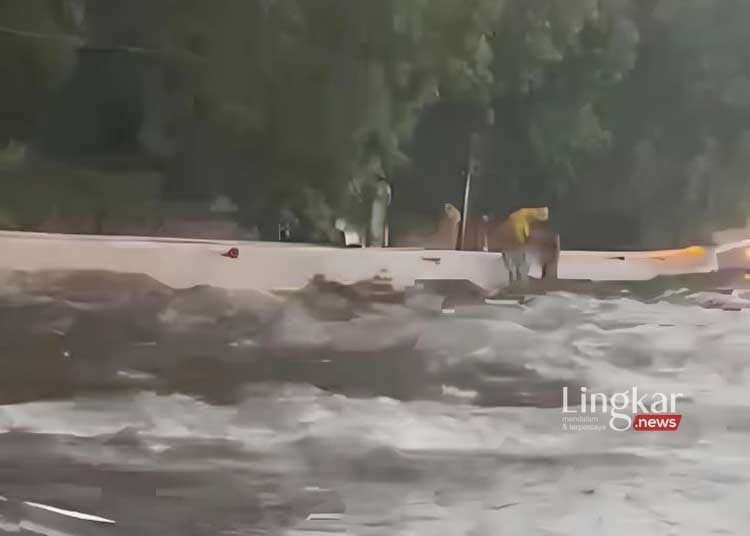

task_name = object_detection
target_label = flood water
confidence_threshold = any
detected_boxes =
[1,270,749,535]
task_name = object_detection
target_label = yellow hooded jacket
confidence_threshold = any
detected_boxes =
[507,207,550,244]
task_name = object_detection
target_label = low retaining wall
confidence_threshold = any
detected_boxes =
[2,231,744,290]
[556,247,720,281]
[0,231,508,293]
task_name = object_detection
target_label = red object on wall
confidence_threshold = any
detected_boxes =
[221,247,239,259]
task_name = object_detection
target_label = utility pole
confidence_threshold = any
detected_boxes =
[459,133,480,250]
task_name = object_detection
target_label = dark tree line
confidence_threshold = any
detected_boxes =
[1,0,750,247]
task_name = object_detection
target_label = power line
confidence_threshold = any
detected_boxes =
[0,24,76,42]
[0,24,203,60]
[0,25,160,54]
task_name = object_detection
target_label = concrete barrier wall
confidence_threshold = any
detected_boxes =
[0,231,508,292]
[716,240,750,270]
[557,247,719,281]
[2,230,741,290]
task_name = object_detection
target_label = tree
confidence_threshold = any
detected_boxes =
[581,0,750,245]
[0,0,80,145]
[158,0,506,239]
[485,0,639,205]
[4,0,750,246]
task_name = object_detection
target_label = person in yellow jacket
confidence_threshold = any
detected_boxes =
[460,206,556,281]
[504,207,549,281]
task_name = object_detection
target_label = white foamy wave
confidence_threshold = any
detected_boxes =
[3,279,750,535]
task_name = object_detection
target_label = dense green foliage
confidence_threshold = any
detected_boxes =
[1,0,749,247]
